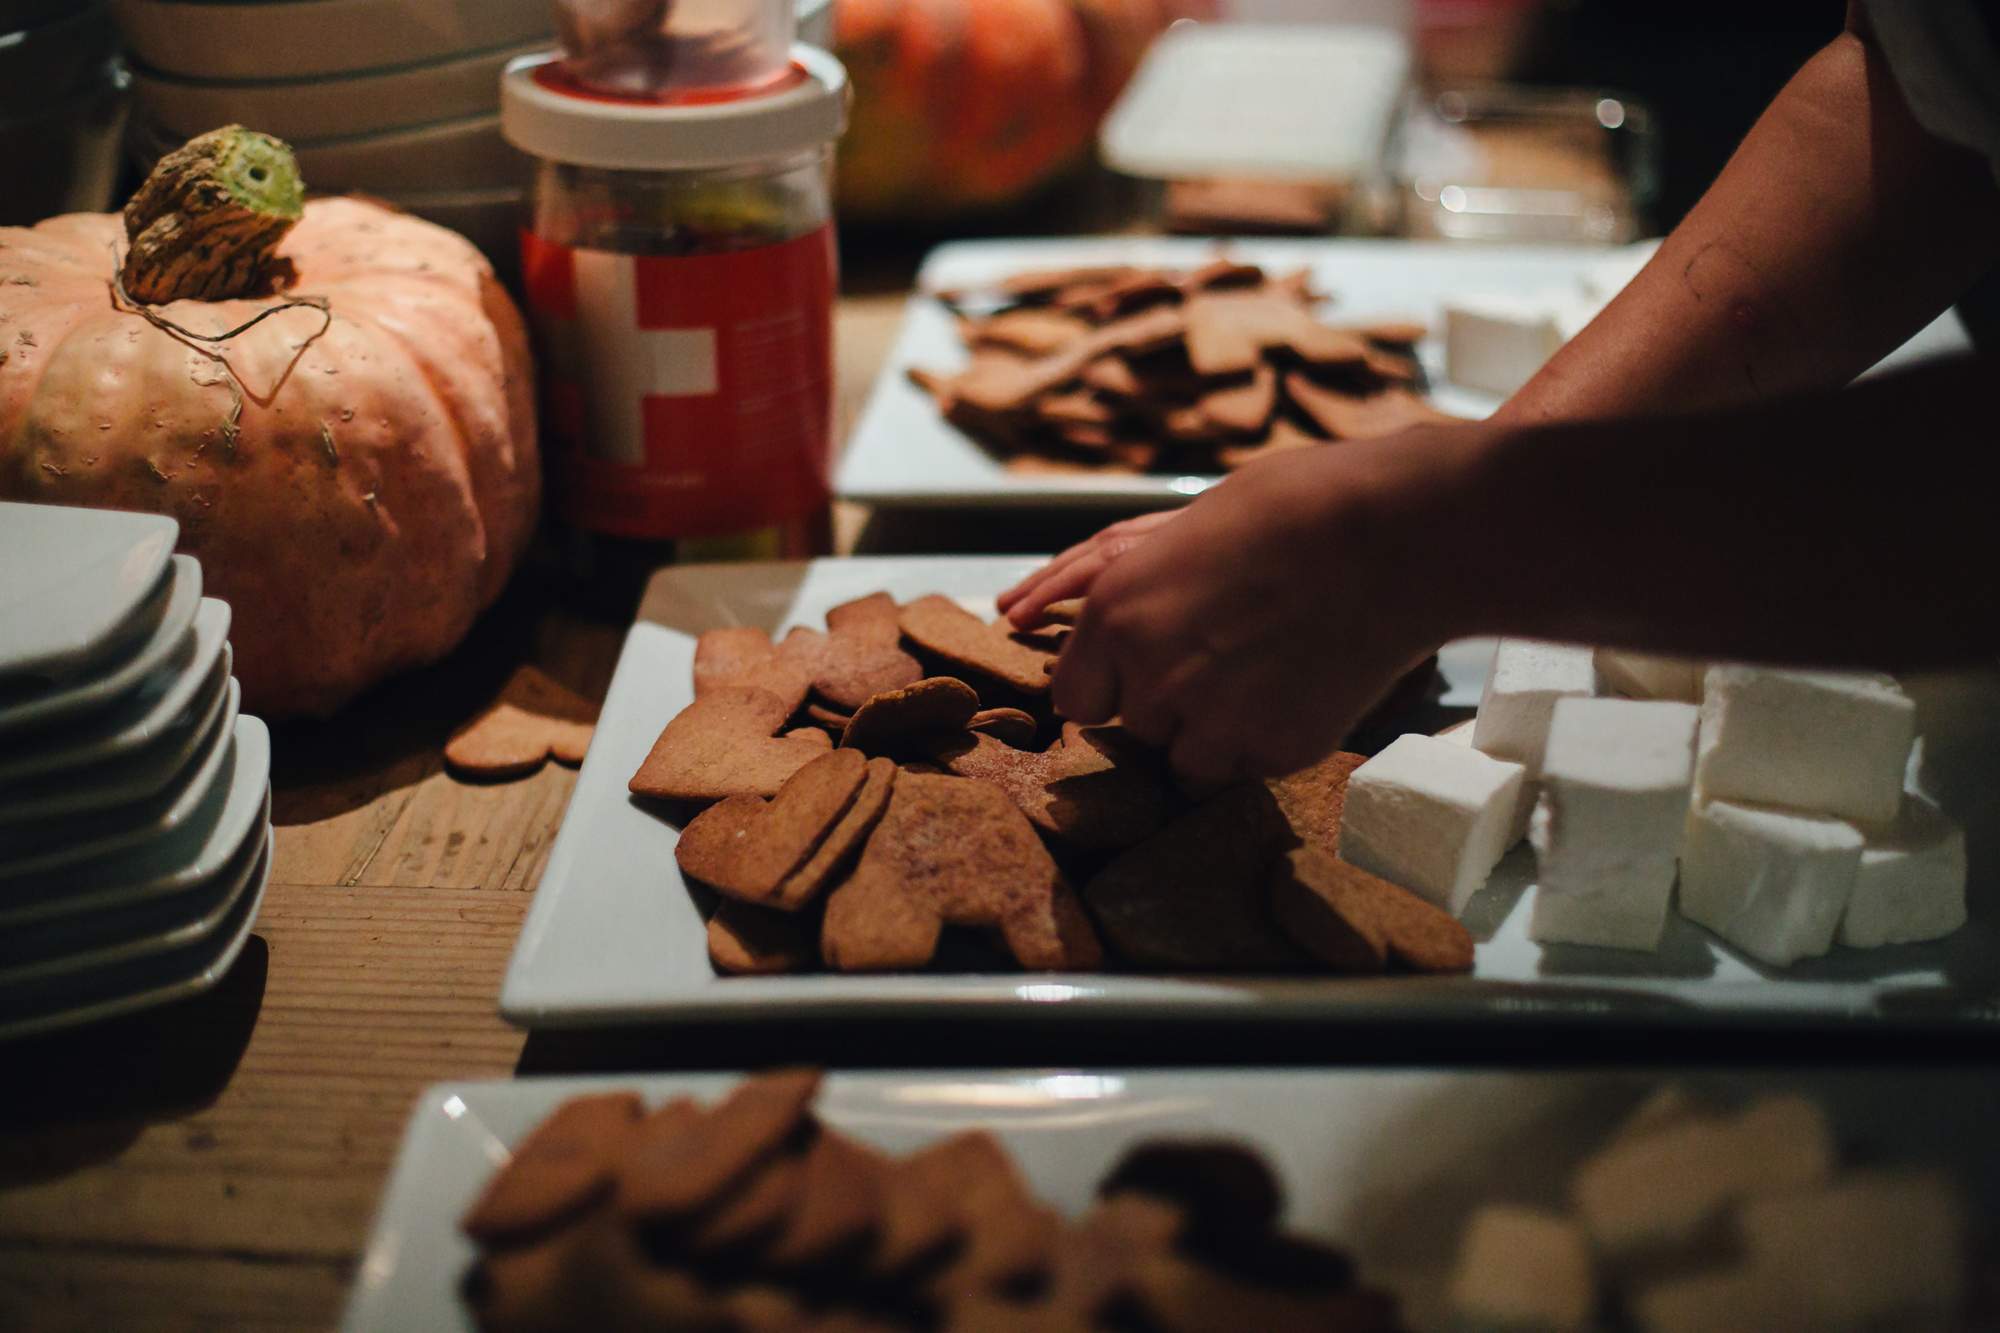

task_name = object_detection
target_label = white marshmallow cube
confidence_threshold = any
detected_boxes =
[1448,1204,1594,1332]
[1475,639,1597,841]
[1435,717,1476,746]
[1529,698,1700,951]
[1739,1170,1964,1330]
[1338,733,1526,917]
[1636,1169,1965,1333]
[1679,800,1862,966]
[1594,647,1706,703]
[1839,793,1967,947]
[1570,1094,1835,1261]
[1635,1268,1802,1333]
[1694,666,1914,825]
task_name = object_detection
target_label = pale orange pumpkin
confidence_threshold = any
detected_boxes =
[834,0,1177,220]
[0,131,538,718]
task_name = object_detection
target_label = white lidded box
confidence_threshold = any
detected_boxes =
[1100,23,1410,184]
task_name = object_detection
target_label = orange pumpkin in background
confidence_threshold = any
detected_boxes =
[833,0,1180,220]
[0,128,538,719]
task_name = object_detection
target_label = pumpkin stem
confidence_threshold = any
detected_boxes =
[120,125,305,306]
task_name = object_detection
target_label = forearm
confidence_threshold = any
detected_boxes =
[1442,356,2000,669]
[1497,30,2000,426]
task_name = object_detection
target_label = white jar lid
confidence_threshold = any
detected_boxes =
[501,43,849,171]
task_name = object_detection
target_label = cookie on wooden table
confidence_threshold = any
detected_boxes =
[445,666,600,780]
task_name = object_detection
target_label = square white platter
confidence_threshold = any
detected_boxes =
[499,557,2000,1030]
[832,237,1970,508]
[340,1067,2000,1333]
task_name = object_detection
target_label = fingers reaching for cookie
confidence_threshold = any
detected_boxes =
[1048,436,1463,784]
[998,509,1183,629]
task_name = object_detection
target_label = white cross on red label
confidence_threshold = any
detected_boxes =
[521,226,836,540]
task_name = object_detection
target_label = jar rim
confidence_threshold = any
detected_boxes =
[501,43,848,172]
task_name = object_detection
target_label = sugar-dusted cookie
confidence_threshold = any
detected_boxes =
[694,626,813,714]
[820,773,1102,972]
[1266,750,1368,857]
[928,723,1183,853]
[779,593,925,712]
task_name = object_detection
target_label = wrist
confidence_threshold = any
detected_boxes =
[1299,420,1502,655]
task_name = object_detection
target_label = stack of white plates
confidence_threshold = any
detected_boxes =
[113,0,551,278]
[0,501,272,1041]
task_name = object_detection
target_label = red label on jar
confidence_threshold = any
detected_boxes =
[521,225,836,541]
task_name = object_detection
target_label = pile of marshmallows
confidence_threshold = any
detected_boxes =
[1337,643,1967,966]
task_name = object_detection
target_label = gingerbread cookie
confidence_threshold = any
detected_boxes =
[616,1069,821,1222]
[1183,290,1371,376]
[630,686,832,801]
[693,627,813,714]
[1198,362,1279,436]
[897,595,1055,694]
[965,308,1093,356]
[675,749,870,905]
[462,1091,645,1244]
[707,899,821,975]
[1083,783,1307,970]
[820,773,1102,972]
[1271,844,1474,974]
[778,596,925,712]
[445,666,600,780]
[763,1130,890,1269]
[839,677,982,756]
[1285,375,1454,440]
[928,723,1183,852]
[1266,750,1368,857]
[463,1073,1405,1333]
[967,707,1038,748]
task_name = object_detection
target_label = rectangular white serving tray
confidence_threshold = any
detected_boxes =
[498,557,2000,1030]
[832,237,1971,508]
[340,1067,2000,1333]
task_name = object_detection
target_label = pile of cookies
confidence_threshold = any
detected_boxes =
[461,1069,1405,1333]
[628,591,1471,977]
[912,261,1458,476]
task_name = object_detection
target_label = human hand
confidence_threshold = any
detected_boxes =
[1049,429,1481,784]
[998,509,1184,630]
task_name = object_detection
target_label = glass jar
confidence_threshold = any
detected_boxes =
[502,46,848,614]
